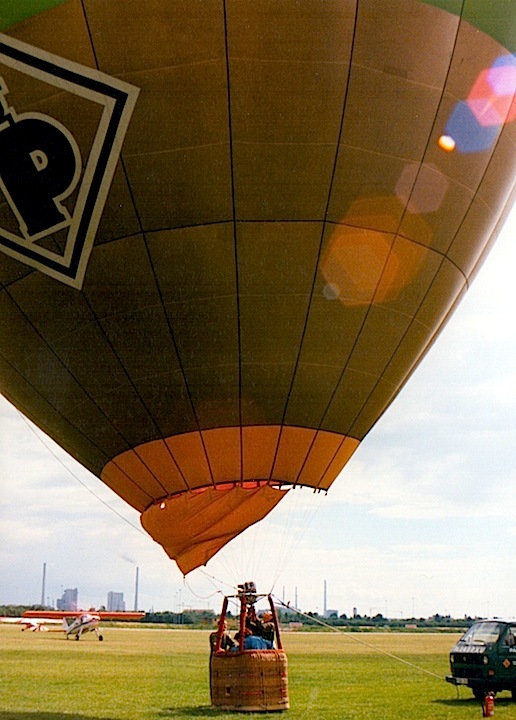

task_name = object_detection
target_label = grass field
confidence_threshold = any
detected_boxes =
[1,626,515,719]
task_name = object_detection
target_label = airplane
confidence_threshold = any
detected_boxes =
[0,615,61,632]
[1,610,145,640]
[62,612,104,640]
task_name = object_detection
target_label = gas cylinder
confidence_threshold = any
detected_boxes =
[483,692,495,717]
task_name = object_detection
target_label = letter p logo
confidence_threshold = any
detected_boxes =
[0,109,81,240]
[0,33,139,289]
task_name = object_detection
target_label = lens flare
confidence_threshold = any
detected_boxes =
[438,134,456,152]
[442,55,515,154]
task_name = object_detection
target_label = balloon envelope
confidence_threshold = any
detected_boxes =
[0,1,514,574]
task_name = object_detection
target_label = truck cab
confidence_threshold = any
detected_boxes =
[446,619,516,700]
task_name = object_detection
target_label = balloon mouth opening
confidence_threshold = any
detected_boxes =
[154,480,292,511]
[100,427,359,516]
[141,482,291,575]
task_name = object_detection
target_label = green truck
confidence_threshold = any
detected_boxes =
[446,620,516,700]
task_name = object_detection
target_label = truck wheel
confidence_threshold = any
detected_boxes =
[473,689,485,701]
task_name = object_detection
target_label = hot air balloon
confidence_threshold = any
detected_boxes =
[0,1,514,577]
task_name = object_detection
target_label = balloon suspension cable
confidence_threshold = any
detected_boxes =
[268,485,326,596]
[18,410,147,537]
[272,595,445,682]
[198,569,242,595]
[184,572,227,602]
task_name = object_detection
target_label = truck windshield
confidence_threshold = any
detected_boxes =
[461,621,504,645]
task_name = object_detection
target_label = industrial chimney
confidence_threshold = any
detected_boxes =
[134,566,139,612]
[41,562,46,606]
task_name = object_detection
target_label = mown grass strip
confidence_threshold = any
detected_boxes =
[1,627,515,719]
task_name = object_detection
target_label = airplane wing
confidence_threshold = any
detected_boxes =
[97,612,145,621]
[22,610,145,621]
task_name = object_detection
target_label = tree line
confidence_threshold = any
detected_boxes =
[0,605,478,630]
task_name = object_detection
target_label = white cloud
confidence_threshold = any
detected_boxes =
[0,519,53,552]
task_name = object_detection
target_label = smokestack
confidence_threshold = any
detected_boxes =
[134,566,139,611]
[324,579,327,617]
[41,562,46,606]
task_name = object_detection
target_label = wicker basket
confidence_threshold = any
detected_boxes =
[210,649,289,712]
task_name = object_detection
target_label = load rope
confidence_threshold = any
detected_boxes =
[272,595,445,681]
[16,409,147,536]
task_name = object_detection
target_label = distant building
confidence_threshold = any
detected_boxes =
[107,592,125,612]
[324,609,338,619]
[57,588,78,611]
[289,622,303,630]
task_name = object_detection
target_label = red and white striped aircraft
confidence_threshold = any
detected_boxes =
[1,610,144,640]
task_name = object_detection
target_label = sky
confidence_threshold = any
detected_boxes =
[1,201,515,622]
